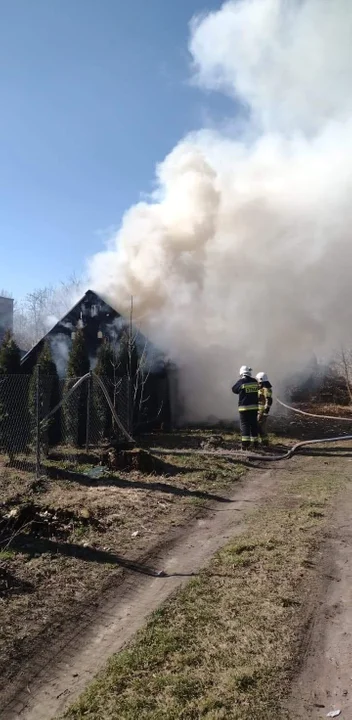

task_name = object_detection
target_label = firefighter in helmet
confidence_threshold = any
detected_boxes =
[256,372,273,447]
[232,365,259,451]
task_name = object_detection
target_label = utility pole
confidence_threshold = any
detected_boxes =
[85,371,92,452]
[35,364,41,480]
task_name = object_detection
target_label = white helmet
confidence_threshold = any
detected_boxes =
[239,365,252,377]
[256,371,268,382]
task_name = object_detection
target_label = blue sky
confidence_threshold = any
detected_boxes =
[0,0,228,299]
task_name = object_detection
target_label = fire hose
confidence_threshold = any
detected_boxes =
[154,398,352,462]
[41,379,352,462]
[41,371,134,443]
[235,398,352,461]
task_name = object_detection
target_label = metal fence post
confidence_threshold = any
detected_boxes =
[85,371,92,452]
[127,373,133,436]
[36,364,41,480]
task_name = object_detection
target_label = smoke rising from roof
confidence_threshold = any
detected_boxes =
[89,0,352,420]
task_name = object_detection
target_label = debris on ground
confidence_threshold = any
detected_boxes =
[200,435,224,450]
[0,428,242,701]
[102,447,169,474]
[326,710,341,718]
[0,502,95,541]
[83,466,108,479]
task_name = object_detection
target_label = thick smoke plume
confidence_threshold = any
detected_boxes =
[89,0,352,421]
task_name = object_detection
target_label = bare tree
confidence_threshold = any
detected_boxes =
[109,349,124,433]
[12,276,83,351]
[338,346,352,404]
[121,296,148,431]
[26,289,50,342]
[124,295,166,432]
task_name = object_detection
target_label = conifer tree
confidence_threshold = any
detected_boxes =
[0,330,21,374]
[95,340,118,439]
[0,331,24,460]
[67,329,90,378]
[64,330,90,446]
[28,342,61,453]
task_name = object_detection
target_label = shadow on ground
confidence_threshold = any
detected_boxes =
[0,567,34,598]
[8,459,242,503]
[8,533,245,581]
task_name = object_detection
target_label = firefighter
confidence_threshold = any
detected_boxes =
[256,372,273,447]
[232,365,259,451]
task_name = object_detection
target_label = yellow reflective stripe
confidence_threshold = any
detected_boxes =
[239,405,259,411]
[241,436,250,441]
[241,383,258,392]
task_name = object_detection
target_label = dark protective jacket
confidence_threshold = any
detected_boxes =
[232,375,259,412]
[258,380,273,415]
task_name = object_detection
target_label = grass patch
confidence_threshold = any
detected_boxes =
[61,463,347,720]
[0,549,16,561]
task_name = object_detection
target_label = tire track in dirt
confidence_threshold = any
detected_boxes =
[288,480,352,719]
[1,467,279,720]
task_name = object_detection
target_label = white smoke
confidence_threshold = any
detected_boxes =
[88,0,352,421]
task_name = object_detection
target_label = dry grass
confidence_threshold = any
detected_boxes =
[0,439,245,690]
[295,402,352,417]
[61,461,348,720]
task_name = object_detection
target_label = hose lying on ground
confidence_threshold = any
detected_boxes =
[43,381,352,463]
[276,398,352,422]
[153,398,352,462]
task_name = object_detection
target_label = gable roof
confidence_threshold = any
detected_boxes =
[20,289,119,366]
[20,289,168,378]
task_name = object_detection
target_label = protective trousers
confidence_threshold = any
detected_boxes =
[258,414,269,445]
[239,410,258,450]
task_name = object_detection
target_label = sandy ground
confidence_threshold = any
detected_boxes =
[288,476,352,719]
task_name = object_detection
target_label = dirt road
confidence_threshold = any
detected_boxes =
[2,445,352,720]
[1,466,277,720]
[289,470,352,719]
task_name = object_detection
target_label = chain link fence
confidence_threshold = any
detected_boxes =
[0,371,169,482]
[0,374,32,467]
[0,372,131,480]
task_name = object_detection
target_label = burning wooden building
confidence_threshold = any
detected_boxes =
[21,289,175,432]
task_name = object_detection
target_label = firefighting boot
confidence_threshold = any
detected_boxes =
[241,441,250,452]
